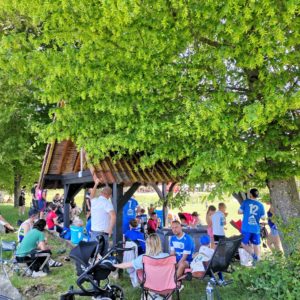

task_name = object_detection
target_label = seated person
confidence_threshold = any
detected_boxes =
[114,233,169,270]
[124,219,146,255]
[170,220,195,277]
[46,203,63,234]
[16,219,62,277]
[0,212,15,233]
[136,208,148,233]
[147,212,158,234]
[191,211,201,227]
[18,208,39,242]
[191,235,224,283]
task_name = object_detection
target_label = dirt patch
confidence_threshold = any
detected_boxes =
[23,284,56,298]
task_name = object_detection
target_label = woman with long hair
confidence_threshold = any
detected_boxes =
[114,233,169,270]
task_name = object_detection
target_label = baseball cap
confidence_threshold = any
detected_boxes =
[200,235,210,245]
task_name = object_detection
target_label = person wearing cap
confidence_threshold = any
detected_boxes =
[191,235,224,283]
[17,208,39,242]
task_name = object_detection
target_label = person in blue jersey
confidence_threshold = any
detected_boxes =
[122,197,139,234]
[170,220,195,278]
[238,188,266,262]
[124,219,146,255]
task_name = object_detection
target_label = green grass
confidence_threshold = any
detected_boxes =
[1,195,259,300]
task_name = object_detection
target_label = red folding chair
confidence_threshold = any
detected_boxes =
[137,255,181,300]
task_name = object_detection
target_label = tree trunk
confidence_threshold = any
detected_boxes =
[13,174,22,208]
[267,177,300,222]
[267,177,300,253]
[232,191,247,205]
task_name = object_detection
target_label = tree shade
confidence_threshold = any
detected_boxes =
[0,1,299,219]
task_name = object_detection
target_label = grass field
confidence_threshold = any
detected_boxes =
[0,192,258,300]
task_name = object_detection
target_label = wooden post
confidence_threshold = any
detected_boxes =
[63,184,70,227]
[112,183,124,245]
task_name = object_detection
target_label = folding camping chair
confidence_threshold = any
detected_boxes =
[137,255,182,300]
[191,235,242,286]
[0,239,18,277]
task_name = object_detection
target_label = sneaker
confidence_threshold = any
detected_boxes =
[24,269,33,277]
[218,279,225,286]
[32,271,48,278]
[178,284,184,293]
[210,278,217,285]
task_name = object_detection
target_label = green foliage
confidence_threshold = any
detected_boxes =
[0,0,299,195]
[234,218,300,299]
[166,189,190,210]
[234,252,300,300]
[277,217,300,253]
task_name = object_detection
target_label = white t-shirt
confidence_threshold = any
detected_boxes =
[91,196,114,232]
[211,210,225,236]
[191,246,214,273]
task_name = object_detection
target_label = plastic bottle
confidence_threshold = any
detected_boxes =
[206,282,214,300]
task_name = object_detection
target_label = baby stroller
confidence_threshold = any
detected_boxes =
[60,235,133,299]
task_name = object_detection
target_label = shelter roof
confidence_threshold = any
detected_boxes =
[40,140,178,188]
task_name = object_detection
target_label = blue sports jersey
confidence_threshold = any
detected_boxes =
[124,229,146,253]
[240,199,265,234]
[170,233,195,263]
[122,198,139,233]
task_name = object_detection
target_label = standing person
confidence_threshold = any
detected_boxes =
[122,197,139,234]
[147,212,159,234]
[238,188,266,262]
[18,186,26,216]
[90,178,116,253]
[267,203,283,253]
[206,205,217,248]
[18,208,39,242]
[36,187,47,219]
[31,182,38,209]
[212,203,227,244]
[170,220,195,278]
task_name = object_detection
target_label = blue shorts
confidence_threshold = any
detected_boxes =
[242,232,261,245]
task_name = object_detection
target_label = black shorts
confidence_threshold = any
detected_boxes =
[214,235,225,242]
[18,197,25,207]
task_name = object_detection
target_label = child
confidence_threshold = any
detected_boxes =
[206,205,216,247]
[191,235,224,283]
[212,203,227,243]
[46,203,63,234]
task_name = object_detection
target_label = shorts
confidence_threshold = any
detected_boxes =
[38,199,46,212]
[270,227,279,236]
[242,232,261,245]
[18,197,25,207]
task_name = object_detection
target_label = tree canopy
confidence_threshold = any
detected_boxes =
[0,1,299,204]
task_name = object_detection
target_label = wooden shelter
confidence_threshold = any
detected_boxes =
[39,140,178,243]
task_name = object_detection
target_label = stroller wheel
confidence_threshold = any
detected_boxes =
[109,285,124,300]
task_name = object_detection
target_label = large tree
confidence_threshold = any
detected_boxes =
[0,1,299,218]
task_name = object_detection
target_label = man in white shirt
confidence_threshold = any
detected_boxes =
[90,178,116,253]
[212,203,227,243]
